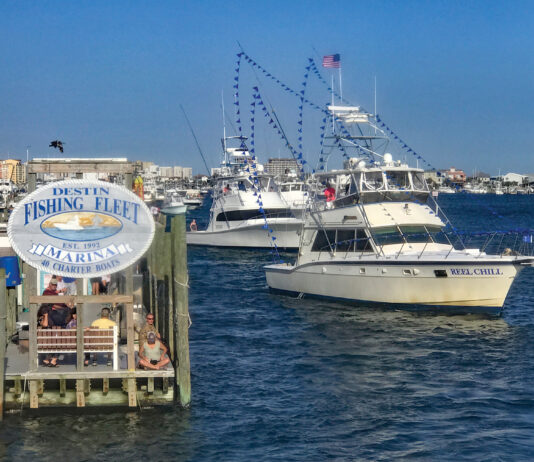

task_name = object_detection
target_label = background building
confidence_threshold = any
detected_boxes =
[444,167,466,184]
[0,159,26,184]
[264,158,299,176]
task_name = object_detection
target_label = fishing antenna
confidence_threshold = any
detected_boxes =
[180,104,211,176]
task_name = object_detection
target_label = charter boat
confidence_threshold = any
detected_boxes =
[277,174,308,212]
[264,105,534,312]
[187,136,303,248]
[178,190,203,209]
[160,190,187,215]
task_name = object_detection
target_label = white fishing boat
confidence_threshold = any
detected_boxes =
[187,136,303,248]
[265,105,534,312]
[160,191,187,215]
[180,191,203,209]
[278,175,308,211]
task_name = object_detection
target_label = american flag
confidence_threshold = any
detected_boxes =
[322,54,341,68]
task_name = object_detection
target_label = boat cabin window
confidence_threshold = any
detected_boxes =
[385,171,410,190]
[311,229,372,252]
[411,171,427,190]
[426,226,450,245]
[372,227,404,246]
[399,225,449,245]
[361,171,385,191]
[280,184,301,192]
[373,225,449,246]
[399,226,433,243]
[216,209,293,222]
[312,230,336,251]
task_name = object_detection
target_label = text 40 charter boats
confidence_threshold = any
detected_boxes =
[265,105,534,312]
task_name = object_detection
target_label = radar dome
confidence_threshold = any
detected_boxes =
[384,153,393,164]
[358,160,366,168]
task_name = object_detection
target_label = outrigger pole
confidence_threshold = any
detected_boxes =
[180,104,211,176]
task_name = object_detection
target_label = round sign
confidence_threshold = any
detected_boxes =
[8,179,155,278]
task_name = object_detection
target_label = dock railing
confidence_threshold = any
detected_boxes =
[28,295,135,373]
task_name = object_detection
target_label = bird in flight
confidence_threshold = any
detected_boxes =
[49,140,64,153]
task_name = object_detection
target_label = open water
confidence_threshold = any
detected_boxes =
[1,194,534,461]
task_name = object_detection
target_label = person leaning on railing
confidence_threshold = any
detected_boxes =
[39,276,70,367]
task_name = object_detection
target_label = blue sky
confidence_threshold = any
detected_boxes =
[1,0,533,175]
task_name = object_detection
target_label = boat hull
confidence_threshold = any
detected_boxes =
[265,259,528,309]
[161,205,187,215]
[187,220,302,248]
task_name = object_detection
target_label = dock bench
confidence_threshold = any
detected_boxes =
[37,326,119,370]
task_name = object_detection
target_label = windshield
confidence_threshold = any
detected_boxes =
[361,171,385,191]
[411,172,427,190]
[385,171,410,190]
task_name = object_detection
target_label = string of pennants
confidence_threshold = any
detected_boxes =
[235,52,461,241]
[374,114,507,224]
[234,50,529,246]
[245,91,283,262]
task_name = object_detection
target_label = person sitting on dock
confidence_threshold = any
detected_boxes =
[66,305,77,328]
[138,332,170,370]
[85,307,116,367]
[39,277,66,366]
[38,277,60,328]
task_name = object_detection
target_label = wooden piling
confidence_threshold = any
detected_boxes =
[0,269,6,420]
[6,287,16,339]
[76,302,84,371]
[172,214,191,407]
[29,303,37,371]
[29,380,38,408]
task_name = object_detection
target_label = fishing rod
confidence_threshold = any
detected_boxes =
[180,104,211,176]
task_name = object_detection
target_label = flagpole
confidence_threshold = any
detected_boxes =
[374,75,377,134]
[331,74,335,132]
[339,64,343,103]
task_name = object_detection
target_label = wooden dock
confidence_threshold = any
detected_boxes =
[0,160,191,416]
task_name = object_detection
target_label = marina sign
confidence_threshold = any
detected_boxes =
[8,179,155,278]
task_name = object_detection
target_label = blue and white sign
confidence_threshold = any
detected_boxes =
[8,179,155,278]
